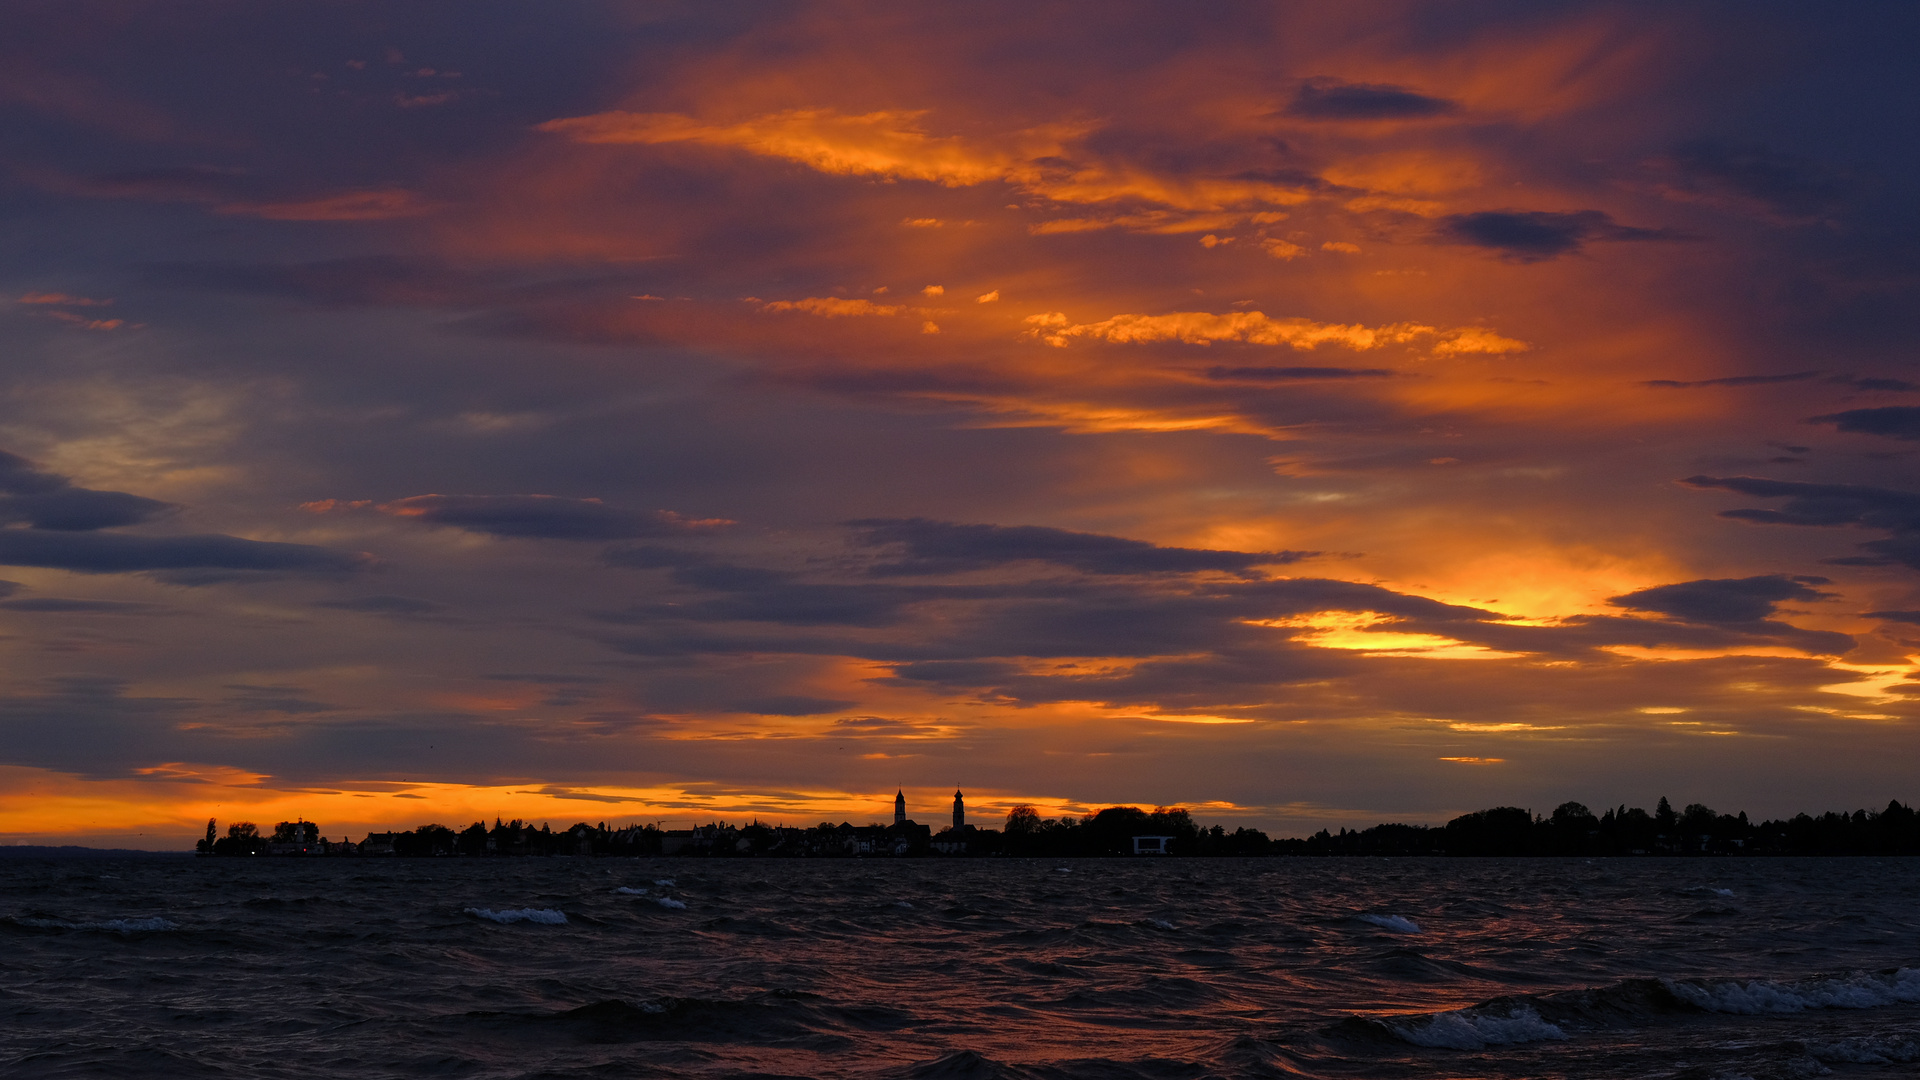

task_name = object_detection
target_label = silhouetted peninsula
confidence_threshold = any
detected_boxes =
[193,794,1920,858]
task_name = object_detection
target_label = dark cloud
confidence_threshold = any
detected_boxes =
[0,676,194,777]
[0,452,75,496]
[376,494,724,541]
[727,695,855,716]
[1849,535,1920,570]
[1206,366,1397,382]
[596,544,1859,713]
[0,451,173,530]
[600,546,950,627]
[0,451,360,579]
[1683,475,1920,571]
[0,489,175,531]
[1609,575,1833,624]
[1283,78,1457,121]
[142,257,633,316]
[1643,372,1820,389]
[1682,475,1920,532]
[144,257,491,308]
[0,597,166,614]
[508,785,649,804]
[602,585,922,628]
[603,544,708,570]
[1866,610,1920,625]
[1477,613,1853,658]
[1667,140,1846,220]
[223,684,334,715]
[1809,406,1920,441]
[1832,376,1920,393]
[51,165,249,204]
[848,518,1315,577]
[0,530,369,575]
[1438,210,1694,261]
[316,595,446,615]
[594,546,1863,718]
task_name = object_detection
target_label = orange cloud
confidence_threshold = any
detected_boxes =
[44,311,126,330]
[760,297,906,317]
[536,107,1315,212]
[1032,210,1286,236]
[538,108,1034,185]
[1021,310,1525,355]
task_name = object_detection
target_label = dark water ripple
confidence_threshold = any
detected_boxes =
[2,857,1919,1078]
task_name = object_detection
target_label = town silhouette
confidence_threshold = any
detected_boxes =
[196,791,1920,858]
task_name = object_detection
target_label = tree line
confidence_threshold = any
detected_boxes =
[1275,797,1920,856]
[195,797,1920,858]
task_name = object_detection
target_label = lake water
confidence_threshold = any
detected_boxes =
[4,856,1919,1078]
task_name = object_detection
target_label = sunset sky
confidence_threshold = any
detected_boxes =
[3,2,1918,847]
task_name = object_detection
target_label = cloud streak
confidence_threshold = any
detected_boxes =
[1021,311,1527,354]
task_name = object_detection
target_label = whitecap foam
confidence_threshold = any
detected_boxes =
[653,897,686,910]
[1358,913,1422,933]
[465,907,568,925]
[1387,1005,1566,1050]
[1145,918,1176,930]
[652,878,676,887]
[613,887,648,896]
[1809,1034,1920,1064]
[12,915,177,932]
[1664,968,1920,1014]
[892,900,914,909]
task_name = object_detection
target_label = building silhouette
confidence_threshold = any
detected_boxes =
[895,789,906,826]
[953,789,965,830]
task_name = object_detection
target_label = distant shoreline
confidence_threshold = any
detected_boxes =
[0,846,194,858]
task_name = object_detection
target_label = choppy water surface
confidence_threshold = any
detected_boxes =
[4,857,1920,1079]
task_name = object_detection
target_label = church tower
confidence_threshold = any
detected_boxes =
[952,789,965,830]
[894,789,906,826]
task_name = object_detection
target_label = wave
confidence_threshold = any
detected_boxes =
[1356,913,1421,933]
[461,993,916,1048]
[1385,1003,1566,1049]
[1807,1033,1920,1064]
[652,878,675,887]
[465,907,567,925]
[653,897,686,910]
[1664,967,1920,1014]
[904,1048,1045,1079]
[1360,945,1491,983]
[1338,966,1920,1054]
[7,915,177,932]
[613,887,648,896]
